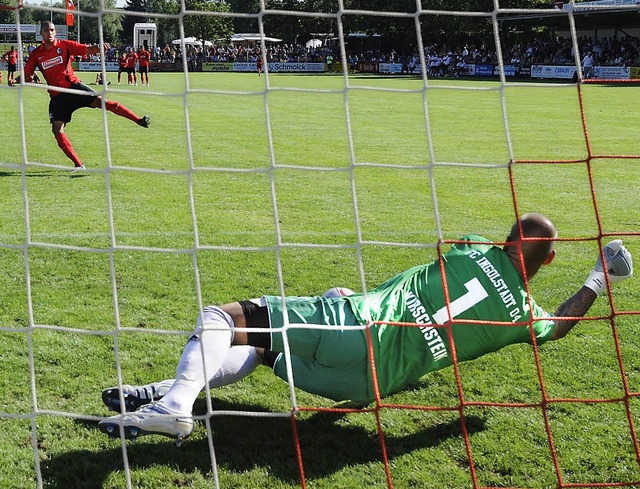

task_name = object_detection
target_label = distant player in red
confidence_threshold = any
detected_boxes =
[125,48,138,85]
[3,46,19,85]
[22,21,150,170]
[137,46,151,86]
[256,53,263,76]
[117,53,127,84]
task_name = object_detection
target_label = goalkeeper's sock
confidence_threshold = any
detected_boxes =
[105,100,140,123]
[160,306,234,414]
[54,132,83,168]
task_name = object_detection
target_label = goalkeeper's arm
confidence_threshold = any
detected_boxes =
[549,239,633,341]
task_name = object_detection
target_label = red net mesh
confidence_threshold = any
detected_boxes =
[287,79,640,489]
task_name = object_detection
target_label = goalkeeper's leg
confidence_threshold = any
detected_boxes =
[99,306,235,440]
[102,345,262,412]
[102,287,353,412]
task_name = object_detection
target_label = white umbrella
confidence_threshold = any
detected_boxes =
[306,39,322,48]
[172,37,213,47]
[230,33,282,43]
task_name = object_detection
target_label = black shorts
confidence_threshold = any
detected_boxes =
[7,63,16,74]
[139,66,148,74]
[239,300,271,348]
[48,82,98,124]
[239,299,280,367]
[126,67,136,75]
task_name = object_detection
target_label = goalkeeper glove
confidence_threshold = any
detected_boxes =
[584,239,633,296]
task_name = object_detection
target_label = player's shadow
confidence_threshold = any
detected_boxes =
[0,170,86,178]
[40,400,486,488]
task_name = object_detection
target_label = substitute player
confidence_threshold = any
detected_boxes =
[22,21,150,170]
[137,45,151,86]
[3,46,19,85]
[116,52,126,84]
[99,213,633,442]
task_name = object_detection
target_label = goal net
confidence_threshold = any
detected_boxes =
[1,0,640,488]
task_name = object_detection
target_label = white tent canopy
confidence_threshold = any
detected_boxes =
[230,33,282,43]
[305,38,322,48]
[172,37,213,47]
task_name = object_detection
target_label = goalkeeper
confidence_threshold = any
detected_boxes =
[99,213,633,442]
[20,22,150,170]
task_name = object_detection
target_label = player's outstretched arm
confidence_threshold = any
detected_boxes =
[550,240,633,340]
[86,43,110,56]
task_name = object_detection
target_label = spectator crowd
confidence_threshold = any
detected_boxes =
[7,33,640,77]
[174,34,640,75]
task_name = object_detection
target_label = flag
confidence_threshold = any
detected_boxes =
[66,0,75,27]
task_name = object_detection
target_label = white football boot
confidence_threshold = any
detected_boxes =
[99,402,193,444]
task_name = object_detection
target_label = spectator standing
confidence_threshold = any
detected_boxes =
[455,57,466,77]
[582,51,594,79]
[326,53,334,72]
[349,53,358,73]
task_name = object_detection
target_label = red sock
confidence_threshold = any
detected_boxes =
[105,100,140,123]
[55,132,83,167]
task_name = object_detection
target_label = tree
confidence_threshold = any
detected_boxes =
[226,0,259,33]
[146,0,179,48]
[0,0,22,24]
[121,0,147,45]
[31,1,67,25]
[261,0,318,44]
[183,0,233,47]
[77,0,121,43]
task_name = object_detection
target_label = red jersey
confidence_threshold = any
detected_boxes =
[4,49,18,65]
[118,55,127,69]
[125,52,138,69]
[24,39,86,96]
[137,49,150,67]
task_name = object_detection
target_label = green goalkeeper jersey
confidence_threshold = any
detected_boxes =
[345,235,556,397]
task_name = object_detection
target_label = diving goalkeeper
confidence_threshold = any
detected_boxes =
[99,213,633,442]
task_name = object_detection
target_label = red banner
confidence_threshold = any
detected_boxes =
[65,0,74,27]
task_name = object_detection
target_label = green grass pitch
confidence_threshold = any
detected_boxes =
[0,72,639,488]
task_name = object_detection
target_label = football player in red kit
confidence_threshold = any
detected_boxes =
[3,46,19,85]
[117,53,127,84]
[22,22,150,170]
[137,46,151,86]
[125,47,138,85]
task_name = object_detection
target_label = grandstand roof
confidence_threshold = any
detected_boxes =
[499,1,640,29]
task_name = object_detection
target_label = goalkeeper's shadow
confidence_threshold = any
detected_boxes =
[41,399,486,488]
[210,404,487,483]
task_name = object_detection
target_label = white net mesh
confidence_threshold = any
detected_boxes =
[2,0,640,488]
